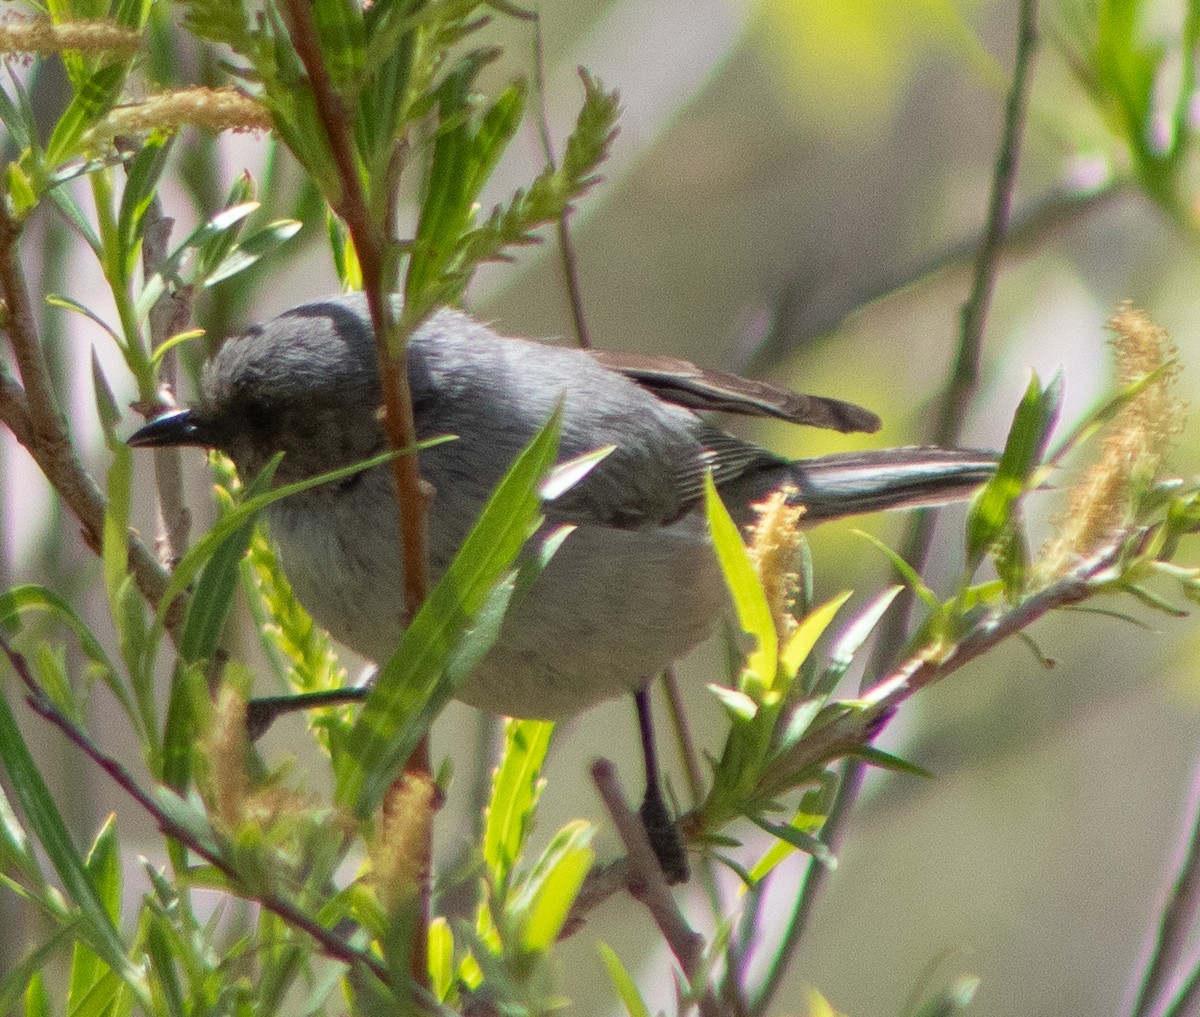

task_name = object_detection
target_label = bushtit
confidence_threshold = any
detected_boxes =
[130,293,994,876]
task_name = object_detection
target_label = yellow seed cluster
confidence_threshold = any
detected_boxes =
[99,87,273,137]
[203,686,253,832]
[1041,304,1185,576]
[748,484,806,642]
[370,776,436,915]
[0,17,140,58]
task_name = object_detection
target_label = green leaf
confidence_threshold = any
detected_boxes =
[780,591,851,680]
[850,745,934,778]
[46,63,130,166]
[599,942,652,1017]
[67,815,122,1012]
[746,772,838,886]
[965,371,1062,571]
[751,815,836,869]
[337,410,564,817]
[143,914,186,1017]
[483,719,555,896]
[427,917,454,1004]
[0,780,44,890]
[705,474,777,691]
[0,691,145,998]
[708,683,759,722]
[116,133,174,280]
[774,696,826,757]
[203,218,302,287]
[812,586,901,696]
[0,585,138,734]
[0,928,72,1017]
[854,530,942,616]
[516,820,594,951]
[24,972,50,1017]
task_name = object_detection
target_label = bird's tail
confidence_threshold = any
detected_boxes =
[740,446,998,525]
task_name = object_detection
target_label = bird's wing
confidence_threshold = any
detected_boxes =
[666,425,788,511]
[585,349,881,434]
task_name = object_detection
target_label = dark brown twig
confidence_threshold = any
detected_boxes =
[279,0,430,625]
[277,2,433,990]
[592,758,726,1017]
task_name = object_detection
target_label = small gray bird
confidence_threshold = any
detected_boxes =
[131,292,992,716]
[130,293,994,875]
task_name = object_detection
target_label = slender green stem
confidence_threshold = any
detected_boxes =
[748,5,1041,1011]
[1130,756,1200,1017]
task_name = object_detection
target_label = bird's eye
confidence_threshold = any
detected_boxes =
[243,398,271,433]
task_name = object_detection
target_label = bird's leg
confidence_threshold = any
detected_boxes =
[246,686,370,742]
[635,685,690,884]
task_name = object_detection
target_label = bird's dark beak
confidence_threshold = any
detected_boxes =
[127,409,215,449]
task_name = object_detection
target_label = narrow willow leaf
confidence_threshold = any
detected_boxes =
[854,530,942,615]
[0,693,144,996]
[0,928,71,1016]
[518,820,594,951]
[746,772,838,886]
[708,683,758,722]
[338,411,564,817]
[598,942,653,1017]
[705,474,777,689]
[428,917,454,1003]
[966,370,1062,569]
[850,746,934,779]
[0,585,138,734]
[483,719,555,896]
[752,815,836,869]
[67,815,122,1013]
[780,591,851,679]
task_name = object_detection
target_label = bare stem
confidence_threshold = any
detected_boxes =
[0,206,174,619]
[531,15,591,349]
[140,198,194,566]
[1130,756,1200,1017]
[591,758,727,1017]
[749,5,1040,1008]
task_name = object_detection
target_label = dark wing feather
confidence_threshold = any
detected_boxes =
[587,349,881,434]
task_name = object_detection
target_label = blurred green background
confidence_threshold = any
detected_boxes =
[4,0,1200,1013]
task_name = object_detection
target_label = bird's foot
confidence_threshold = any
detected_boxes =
[639,791,690,885]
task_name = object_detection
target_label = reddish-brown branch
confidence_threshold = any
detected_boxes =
[0,206,173,619]
[278,1,432,991]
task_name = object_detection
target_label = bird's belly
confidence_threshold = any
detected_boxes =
[455,516,727,719]
[265,497,726,720]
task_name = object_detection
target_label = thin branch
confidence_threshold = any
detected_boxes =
[1131,755,1200,1017]
[279,0,430,625]
[0,634,392,987]
[758,542,1111,800]
[748,180,1126,374]
[141,198,193,567]
[749,6,1040,1009]
[663,667,705,807]
[592,758,727,1017]
[532,14,591,349]
[278,1,433,990]
[565,541,1121,946]
[561,856,630,940]
[0,205,174,618]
